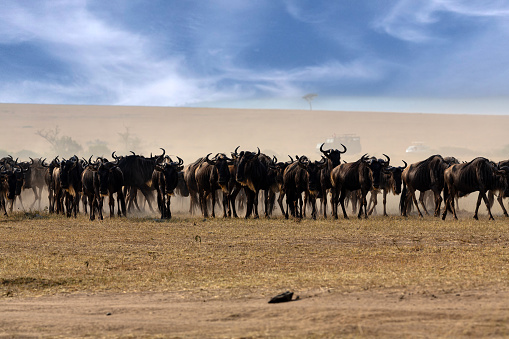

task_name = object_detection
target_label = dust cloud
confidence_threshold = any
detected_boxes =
[2,103,509,216]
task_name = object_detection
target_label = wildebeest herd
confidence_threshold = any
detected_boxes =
[1,145,509,221]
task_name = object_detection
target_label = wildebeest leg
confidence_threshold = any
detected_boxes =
[48,187,54,213]
[278,190,287,219]
[357,191,367,219]
[109,193,115,218]
[222,192,229,218]
[310,194,317,220]
[88,195,95,221]
[211,190,216,218]
[368,191,377,216]
[418,191,430,216]
[82,194,88,214]
[382,190,389,216]
[433,190,442,217]
[339,189,349,219]
[117,191,126,217]
[244,190,254,218]
[199,191,208,217]
[478,191,494,220]
[331,187,340,219]
[166,194,172,219]
[229,186,241,218]
[409,190,424,217]
[253,190,260,219]
[496,194,509,217]
[97,196,104,220]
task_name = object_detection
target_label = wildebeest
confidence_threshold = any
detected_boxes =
[152,156,184,219]
[283,156,327,219]
[400,155,449,217]
[0,167,19,216]
[367,160,407,216]
[194,153,233,218]
[113,149,165,213]
[318,143,347,218]
[235,148,272,218]
[442,157,509,220]
[330,154,389,219]
[58,156,83,218]
[26,158,48,210]
[43,157,60,213]
[183,157,204,215]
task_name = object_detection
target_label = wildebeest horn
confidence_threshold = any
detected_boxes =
[400,160,407,170]
[339,144,347,154]
[112,151,119,160]
[256,147,260,157]
[361,153,369,162]
[176,156,184,166]
[318,156,327,165]
[205,153,214,165]
[319,143,330,155]
[383,154,390,165]
[298,156,309,167]
[29,157,34,165]
[41,158,49,167]
[130,151,136,156]
[159,148,165,158]
[273,155,278,163]
[88,156,93,166]
[234,146,240,156]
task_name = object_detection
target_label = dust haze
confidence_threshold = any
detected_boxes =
[2,103,509,215]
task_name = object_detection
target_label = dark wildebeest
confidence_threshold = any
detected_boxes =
[0,167,19,216]
[81,163,100,221]
[195,153,233,218]
[183,157,205,215]
[442,157,509,220]
[58,156,83,218]
[113,149,165,213]
[43,157,60,213]
[235,148,272,219]
[26,158,48,210]
[152,156,184,219]
[330,154,389,219]
[96,159,127,219]
[488,159,509,217]
[400,155,449,217]
[367,160,407,216]
[318,143,347,218]
[274,155,294,217]
[283,156,327,219]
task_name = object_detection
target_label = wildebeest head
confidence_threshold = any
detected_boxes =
[320,143,347,168]
[235,148,260,184]
[59,157,78,190]
[298,156,327,194]
[1,168,18,200]
[384,160,408,194]
[206,153,233,188]
[365,154,390,189]
[96,161,119,196]
[155,156,184,194]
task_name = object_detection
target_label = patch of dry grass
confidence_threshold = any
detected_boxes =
[1,213,508,299]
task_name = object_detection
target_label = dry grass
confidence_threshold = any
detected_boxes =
[1,212,509,299]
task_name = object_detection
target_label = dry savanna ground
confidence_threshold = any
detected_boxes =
[1,211,509,338]
[2,103,509,337]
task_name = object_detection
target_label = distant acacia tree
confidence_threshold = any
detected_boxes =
[36,126,83,157]
[118,127,141,154]
[303,93,318,110]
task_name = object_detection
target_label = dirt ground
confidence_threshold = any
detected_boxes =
[1,287,508,338]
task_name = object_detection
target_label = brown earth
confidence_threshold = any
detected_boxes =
[2,287,509,338]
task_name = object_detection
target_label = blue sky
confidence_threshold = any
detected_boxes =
[1,1,509,114]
